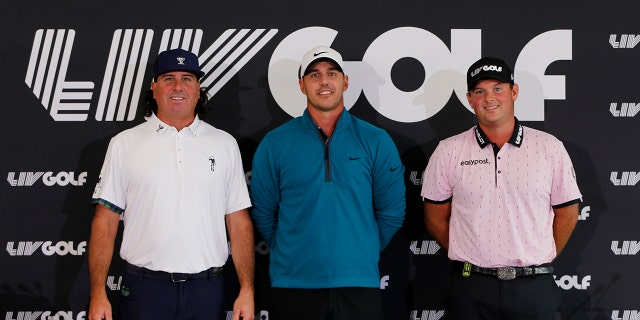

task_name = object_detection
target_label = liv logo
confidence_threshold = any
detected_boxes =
[611,241,640,255]
[25,28,278,121]
[609,34,640,48]
[410,240,441,255]
[610,171,640,186]
[610,103,640,117]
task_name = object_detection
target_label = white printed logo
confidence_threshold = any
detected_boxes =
[610,171,640,186]
[609,34,640,48]
[579,205,590,221]
[611,310,640,320]
[107,276,123,291]
[269,27,572,122]
[25,28,278,121]
[611,241,640,255]
[7,171,87,187]
[410,240,441,255]
[554,275,591,290]
[380,275,390,289]
[409,171,423,186]
[5,311,86,320]
[410,310,445,320]
[6,241,87,256]
[470,64,503,77]
[610,103,640,117]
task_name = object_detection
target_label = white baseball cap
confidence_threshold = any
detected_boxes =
[298,46,345,79]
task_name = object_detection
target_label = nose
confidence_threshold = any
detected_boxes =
[317,73,330,84]
[171,79,185,91]
[484,90,496,102]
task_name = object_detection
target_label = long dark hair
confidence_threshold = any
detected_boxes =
[141,88,209,119]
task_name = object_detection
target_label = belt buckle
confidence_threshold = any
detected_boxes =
[496,267,516,280]
[212,267,223,276]
[170,273,187,283]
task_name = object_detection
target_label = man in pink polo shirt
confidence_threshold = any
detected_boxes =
[421,57,582,319]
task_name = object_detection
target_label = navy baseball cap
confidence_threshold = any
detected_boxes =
[467,57,514,91]
[153,48,205,81]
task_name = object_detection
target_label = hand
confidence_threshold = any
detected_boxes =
[232,289,254,320]
[88,295,112,320]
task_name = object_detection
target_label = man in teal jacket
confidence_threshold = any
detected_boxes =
[250,46,405,320]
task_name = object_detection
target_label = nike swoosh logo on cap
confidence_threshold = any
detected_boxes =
[313,52,327,57]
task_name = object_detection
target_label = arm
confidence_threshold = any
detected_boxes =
[226,209,255,320]
[88,204,121,320]
[372,134,406,250]
[424,201,452,251]
[552,203,579,256]
[249,140,280,245]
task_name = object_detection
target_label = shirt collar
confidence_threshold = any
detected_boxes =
[302,107,351,132]
[474,118,523,148]
[146,113,201,137]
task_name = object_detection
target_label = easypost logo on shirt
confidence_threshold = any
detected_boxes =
[459,158,490,166]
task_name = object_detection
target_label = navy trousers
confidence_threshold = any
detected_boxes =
[118,270,225,320]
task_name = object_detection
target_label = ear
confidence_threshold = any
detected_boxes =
[511,83,519,101]
[151,81,158,99]
[299,78,307,95]
[343,74,349,91]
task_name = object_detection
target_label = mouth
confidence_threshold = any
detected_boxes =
[318,90,333,95]
[484,105,498,110]
[171,97,186,101]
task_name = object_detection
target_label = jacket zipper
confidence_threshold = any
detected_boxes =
[316,126,332,182]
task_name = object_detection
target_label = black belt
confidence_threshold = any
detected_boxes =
[125,263,223,283]
[455,261,553,280]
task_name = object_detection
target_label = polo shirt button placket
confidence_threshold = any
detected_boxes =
[176,134,183,166]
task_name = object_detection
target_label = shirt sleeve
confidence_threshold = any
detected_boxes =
[91,137,126,214]
[225,138,252,214]
[249,136,280,246]
[421,141,453,203]
[550,140,582,206]
[372,133,406,250]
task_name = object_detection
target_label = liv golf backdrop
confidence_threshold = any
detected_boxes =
[1,1,639,319]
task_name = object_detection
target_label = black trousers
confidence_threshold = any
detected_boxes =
[269,287,383,320]
[446,271,562,320]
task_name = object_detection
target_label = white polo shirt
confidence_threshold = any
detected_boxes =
[421,122,582,268]
[92,113,251,273]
